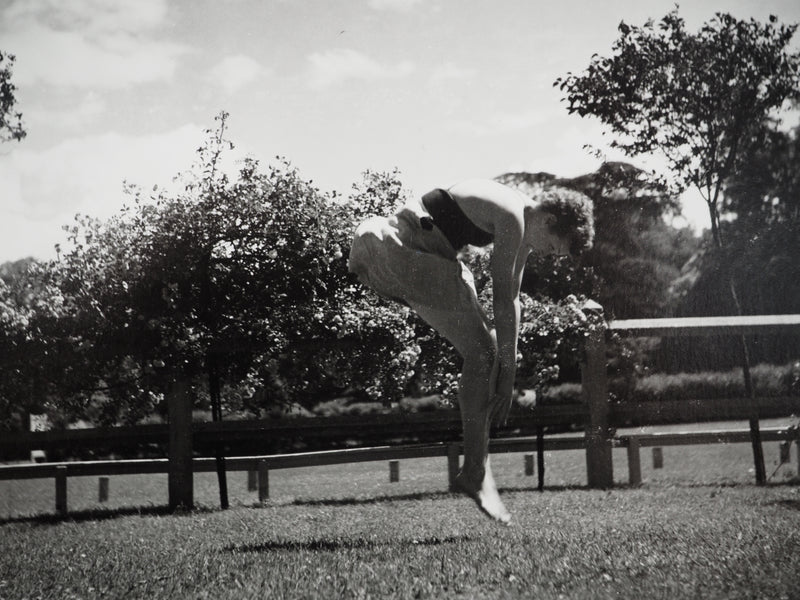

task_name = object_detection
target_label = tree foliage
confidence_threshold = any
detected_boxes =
[555,8,800,402]
[499,162,696,320]
[0,51,25,143]
[0,114,422,427]
[555,8,800,246]
[662,123,800,371]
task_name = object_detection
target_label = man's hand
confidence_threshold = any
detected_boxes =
[490,363,515,426]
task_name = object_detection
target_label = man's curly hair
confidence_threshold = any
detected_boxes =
[538,188,594,255]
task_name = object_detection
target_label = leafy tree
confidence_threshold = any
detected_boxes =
[0,273,34,430]
[29,114,420,429]
[1,113,603,435]
[0,51,25,142]
[0,258,91,432]
[663,123,800,371]
[555,9,800,246]
[725,120,800,232]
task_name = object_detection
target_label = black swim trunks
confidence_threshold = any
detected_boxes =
[421,188,494,252]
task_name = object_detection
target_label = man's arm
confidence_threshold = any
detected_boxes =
[489,221,528,424]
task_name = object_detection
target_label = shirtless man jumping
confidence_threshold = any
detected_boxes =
[348,179,594,524]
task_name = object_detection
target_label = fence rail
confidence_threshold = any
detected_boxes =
[4,397,796,458]
[608,314,800,337]
[0,407,583,459]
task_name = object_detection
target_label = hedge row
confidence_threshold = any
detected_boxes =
[235,362,800,419]
[537,362,800,406]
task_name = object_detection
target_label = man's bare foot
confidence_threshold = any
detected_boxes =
[454,471,511,525]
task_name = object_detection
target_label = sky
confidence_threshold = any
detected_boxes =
[1,0,799,263]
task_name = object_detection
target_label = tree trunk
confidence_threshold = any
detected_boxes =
[209,358,229,509]
[708,195,766,485]
[729,279,767,485]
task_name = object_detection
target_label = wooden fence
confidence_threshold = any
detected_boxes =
[0,407,583,459]
[2,427,798,516]
[605,313,800,488]
[1,312,799,515]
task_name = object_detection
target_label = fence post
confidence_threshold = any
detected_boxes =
[652,447,664,469]
[258,459,269,502]
[581,302,613,489]
[168,377,193,510]
[796,440,800,477]
[98,476,109,502]
[779,441,790,465]
[627,437,642,487]
[537,426,545,492]
[447,443,460,491]
[55,465,67,515]
[524,454,534,476]
[389,460,400,482]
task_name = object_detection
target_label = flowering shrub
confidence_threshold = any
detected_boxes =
[785,362,800,396]
[517,294,605,390]
[463,246,603,399]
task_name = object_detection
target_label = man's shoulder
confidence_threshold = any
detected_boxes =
[445,180,526,238]
[447,179,514,200]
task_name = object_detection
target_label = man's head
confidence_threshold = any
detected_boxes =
[537,188,595,257]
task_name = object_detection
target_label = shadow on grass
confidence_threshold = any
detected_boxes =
[284,490,457,508]
[281,485,595,509]
[0,504,215,526]
[770,499,800,512]
[224,534,472,554]
[278,479,800,509]
[657,479,800,490]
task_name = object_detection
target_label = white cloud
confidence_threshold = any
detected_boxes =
[208,55,268,95]
[448,109,551,137]
[0,0,190,88]
[24,91,107,134]
[367,0,425,11]
[3,0,168,33]
[430,62,475,83]
[0,124,207,261]
[306,48,414,89]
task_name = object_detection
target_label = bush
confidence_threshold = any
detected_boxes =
[629,363,799,402]
[511,363,799,411]
[539,383,583,405]
[311,397,389,417]
[398,394,446,413]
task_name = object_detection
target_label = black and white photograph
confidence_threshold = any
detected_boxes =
[1,0,799,598]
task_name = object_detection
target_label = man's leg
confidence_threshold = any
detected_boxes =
[350,216,509,523]
[410,300,510,524]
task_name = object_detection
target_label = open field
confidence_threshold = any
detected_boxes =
[1,420,799,599]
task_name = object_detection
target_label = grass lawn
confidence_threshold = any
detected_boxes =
[1,420,799,599]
